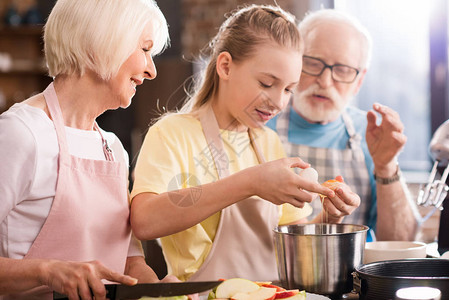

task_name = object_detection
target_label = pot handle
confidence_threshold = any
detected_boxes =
[351,271,361,294]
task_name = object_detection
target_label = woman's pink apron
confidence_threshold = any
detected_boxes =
[5,83,131,299]
[188,106,280,282]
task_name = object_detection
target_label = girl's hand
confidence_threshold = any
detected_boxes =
[253,157,334,207]
[320,176,361,223]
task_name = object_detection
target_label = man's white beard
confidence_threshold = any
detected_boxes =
[293,83,350,124]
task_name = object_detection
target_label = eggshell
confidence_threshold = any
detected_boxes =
[322,179,344,190]
[299,167,318,182]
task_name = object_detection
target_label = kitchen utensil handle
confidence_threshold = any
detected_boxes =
[351,271,361,294]
[53,285,117,300]
[105,284,117,299]
[53,293,68,300]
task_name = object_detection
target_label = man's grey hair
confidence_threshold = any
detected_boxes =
[299,9,372,69]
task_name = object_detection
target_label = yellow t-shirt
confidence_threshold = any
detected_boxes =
[131,113,312,281]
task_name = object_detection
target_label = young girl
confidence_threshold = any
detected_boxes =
[131,4,360,282]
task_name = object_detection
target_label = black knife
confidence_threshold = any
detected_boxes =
[53,281,221,299]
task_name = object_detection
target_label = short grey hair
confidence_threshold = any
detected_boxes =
[44,0,170,80]
[299,9,372,69]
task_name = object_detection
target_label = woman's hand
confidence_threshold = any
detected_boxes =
[41,259,137,300]
[252,157,334,207]
[317,176,361,223]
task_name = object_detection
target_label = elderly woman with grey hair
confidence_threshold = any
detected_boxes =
[0,0,171,299]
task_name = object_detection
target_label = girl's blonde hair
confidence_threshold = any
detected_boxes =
[44,0,169,80]
[181,4,303,113]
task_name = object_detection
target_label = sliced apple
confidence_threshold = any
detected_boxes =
[215,278,260,298]
[260,283,286,292]
[255,281,272,285]
[274,289,299,299]
[231,292,251,300]
[251,287,276,300]
[275,290,306,300]
[231,287,277,300]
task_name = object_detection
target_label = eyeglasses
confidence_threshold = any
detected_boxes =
[302,55,360,83]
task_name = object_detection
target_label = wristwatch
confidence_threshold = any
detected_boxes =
[374,167,402,185]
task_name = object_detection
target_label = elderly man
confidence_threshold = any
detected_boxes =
[267,9,418,241]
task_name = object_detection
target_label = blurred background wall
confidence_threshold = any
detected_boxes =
[1,0,445,176]
[0,0,329,167]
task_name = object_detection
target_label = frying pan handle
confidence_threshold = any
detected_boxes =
[351,271,361,294]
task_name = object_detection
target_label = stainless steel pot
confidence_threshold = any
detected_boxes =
[353,259,449,300]
[273,223,368,298]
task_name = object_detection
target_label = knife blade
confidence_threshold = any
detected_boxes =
[53,281,221,299]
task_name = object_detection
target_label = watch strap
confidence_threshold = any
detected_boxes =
[374,168,402,185]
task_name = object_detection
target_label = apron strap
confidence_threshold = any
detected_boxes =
[43,83,69,156]
[249,129,266,164]
[199,105,266,179]
[199,106,231,179]
[94,122,115,162]
[341,110,363,151]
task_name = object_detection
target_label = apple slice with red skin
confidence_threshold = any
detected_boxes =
[215,278,260,298]
[260,283,286,292]
[274,289,300,299]
[274,291,306,300]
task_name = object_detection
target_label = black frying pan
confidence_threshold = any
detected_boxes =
[352,258,449,300]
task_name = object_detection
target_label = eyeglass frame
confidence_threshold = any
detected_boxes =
[301,55,360,83]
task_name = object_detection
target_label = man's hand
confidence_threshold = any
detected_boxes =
[366,103,407,177]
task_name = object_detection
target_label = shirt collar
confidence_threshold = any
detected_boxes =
[289,108,344,131]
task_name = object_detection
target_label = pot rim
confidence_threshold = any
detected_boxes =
[273,223,369,236]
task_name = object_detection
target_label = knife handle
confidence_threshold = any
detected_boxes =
[53,293,68,300]
[105,284,117,299]
[53,285,118,300]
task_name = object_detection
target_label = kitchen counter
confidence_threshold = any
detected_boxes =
[316,292,359,300]
[339,293,359,299]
